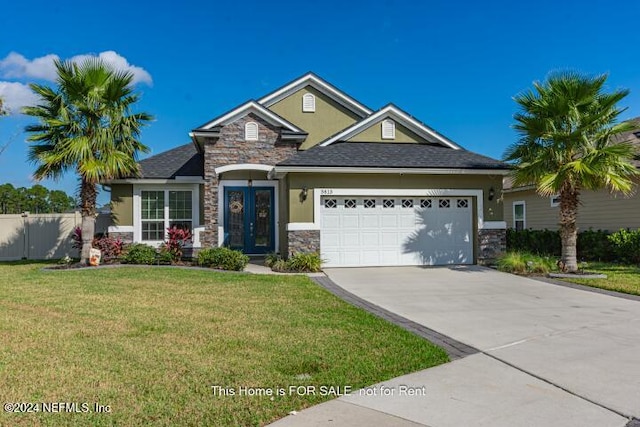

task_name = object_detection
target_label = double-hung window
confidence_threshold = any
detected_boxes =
[513,201,526,231]
[140,190,193,241]
[141,191,165,241]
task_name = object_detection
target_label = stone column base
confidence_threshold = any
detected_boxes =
[478,228,506,265]
[287,229,320,257]
[109,231,134,244]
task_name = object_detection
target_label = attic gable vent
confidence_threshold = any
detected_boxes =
[382,119,396,139]
[245,121,259,141]
[302,93,316,112]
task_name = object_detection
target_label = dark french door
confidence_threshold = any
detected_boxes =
[224,187,275,254]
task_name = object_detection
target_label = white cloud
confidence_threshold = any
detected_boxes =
[0,81,39,114]
[68,51,153,85]
[0,52,59,81]
[0,51,152,85]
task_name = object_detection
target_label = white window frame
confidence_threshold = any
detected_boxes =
[513,201,526,231]
[133,184,200,247]
[550,195,560,207]
[244,121,259,141]
[381,119,396,139]
[302,93,316,112]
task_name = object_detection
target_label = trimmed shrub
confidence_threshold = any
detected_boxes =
[286,252,323,272]
[121,243,158,265]
[608,229,640,264]
[198,247,249,271]
[506,228,561,256]
[577,229,613,262]
[507,228,614,262]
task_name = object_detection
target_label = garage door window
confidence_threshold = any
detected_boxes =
[345,199,356,208]
[420,199,432,208]
[439,199,450,208]
[383,199,395,208]
[364,199,376,208]
[457,199,468,208]
[324,199,337,209]
[402,199,413,208]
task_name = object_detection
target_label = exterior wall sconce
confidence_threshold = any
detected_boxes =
[300,186,308,202]
[488,187,495,201]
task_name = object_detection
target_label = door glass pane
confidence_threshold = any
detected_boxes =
[253,190,271,248]
[227,190,244,248]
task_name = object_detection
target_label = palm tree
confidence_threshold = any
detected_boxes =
[505,71,638,272]
[24,58,152,264]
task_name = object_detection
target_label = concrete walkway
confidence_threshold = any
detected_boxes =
[270,266,640,427]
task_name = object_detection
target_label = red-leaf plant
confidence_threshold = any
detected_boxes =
[71,226,123,263]
[162,226,192,262]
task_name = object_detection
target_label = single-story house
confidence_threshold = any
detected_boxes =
[503,117,640,232]
[106,73,510,267]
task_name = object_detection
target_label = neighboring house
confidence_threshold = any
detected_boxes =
[106,73,509,267]
[503,117,640,232]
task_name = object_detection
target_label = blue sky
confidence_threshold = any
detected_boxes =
[1,0,639,204]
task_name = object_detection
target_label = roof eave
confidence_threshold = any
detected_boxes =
[273,165,511,178]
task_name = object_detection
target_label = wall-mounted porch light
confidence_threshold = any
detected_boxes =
[488,186,495,201]
[299,186,308,202]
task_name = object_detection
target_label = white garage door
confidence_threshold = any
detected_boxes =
[320,196,473,267]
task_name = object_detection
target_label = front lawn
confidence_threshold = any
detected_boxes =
[561,262,640,296]
[0,264,448,426]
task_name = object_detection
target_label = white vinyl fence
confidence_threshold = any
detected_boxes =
[0,212,82,261]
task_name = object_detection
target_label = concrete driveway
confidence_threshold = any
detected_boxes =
[271,266,640,427]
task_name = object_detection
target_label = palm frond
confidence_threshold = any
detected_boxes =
[23,56,153,205]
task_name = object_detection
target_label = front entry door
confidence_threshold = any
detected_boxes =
[224,187,275,254]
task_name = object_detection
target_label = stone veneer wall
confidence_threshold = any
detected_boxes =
[287,230,320,256]
[109,231,133,244]
[478,228,506,264]
[202,113,298,247]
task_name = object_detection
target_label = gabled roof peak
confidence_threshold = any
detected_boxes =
[319,104,462,149]
[193,100,305,133]
[258,72,372,118]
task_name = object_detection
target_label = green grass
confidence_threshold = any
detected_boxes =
[0,263,448,426]
[561,262,640,296]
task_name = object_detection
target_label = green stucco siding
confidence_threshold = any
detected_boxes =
[110,184,133,226]
[268,86,361,150]
[287,173,503,223]
[279,179,289,255]
[347,122,426,143]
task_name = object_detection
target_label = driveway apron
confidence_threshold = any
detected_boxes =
[271,266,640,427]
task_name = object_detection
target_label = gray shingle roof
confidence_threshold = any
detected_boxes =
[277,142,509,170]
[137,143,203,178]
